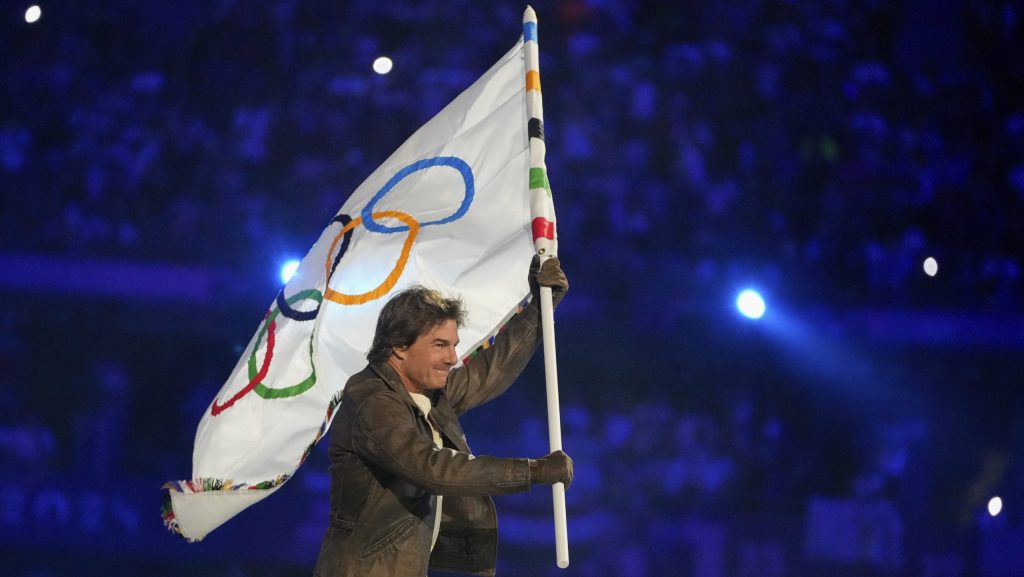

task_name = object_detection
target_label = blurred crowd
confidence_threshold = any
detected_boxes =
[2,0,1022,312]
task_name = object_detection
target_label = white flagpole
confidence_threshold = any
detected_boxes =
[524,6,569,569]
[541,285,569,569]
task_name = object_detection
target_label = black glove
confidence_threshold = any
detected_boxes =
[528,255,569,306]
[529,450,573,489]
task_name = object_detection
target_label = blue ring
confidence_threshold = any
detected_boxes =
[361,156,475,233]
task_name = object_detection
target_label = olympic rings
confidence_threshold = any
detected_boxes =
[211,313,276,416]
[328,213,354,278]
[275,214,352,321]
[360,157,474,233]
[276,290,318,321]
[212,157,474,416]
[251,289,322,399]
[324,210,420,305]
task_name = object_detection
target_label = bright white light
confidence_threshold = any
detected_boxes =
[373,56,393,75]
[923,257,938,277]
[736,289,766,319]
[280,260,301,284]
[25,5,42,23]
[988,496,1003,517]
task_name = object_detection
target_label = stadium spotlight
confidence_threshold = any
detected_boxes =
[736,289,766,320]
[25,5,42,23]
[988,496,1003,517]
[280,259,301,284]
[373,56,393,75]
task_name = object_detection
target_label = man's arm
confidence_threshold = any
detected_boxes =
[352,390,533,496]
[444,257,568,415]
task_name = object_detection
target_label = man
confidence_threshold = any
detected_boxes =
[314,257,573,577]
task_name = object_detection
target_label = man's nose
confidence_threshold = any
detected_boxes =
[446,346,457,365]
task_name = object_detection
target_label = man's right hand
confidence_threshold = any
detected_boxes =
[529,450,574,489]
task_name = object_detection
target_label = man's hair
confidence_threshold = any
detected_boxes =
[367,286,467,364]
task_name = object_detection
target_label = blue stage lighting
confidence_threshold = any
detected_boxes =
[736,289,766,319]
[280,259,301,284]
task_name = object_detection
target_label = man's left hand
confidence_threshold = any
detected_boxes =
[529,256,568,305]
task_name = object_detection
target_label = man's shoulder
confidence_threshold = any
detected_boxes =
[343,365,386,397]
[342,364,403,407]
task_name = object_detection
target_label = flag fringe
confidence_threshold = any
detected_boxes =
[462,295,532,363]
[161,387,345,539]
[299,386,346,465]
[160,474,290,539]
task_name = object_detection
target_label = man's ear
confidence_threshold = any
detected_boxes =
[391,346,408,360]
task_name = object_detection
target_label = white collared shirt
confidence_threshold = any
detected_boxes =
[409,392,443,550]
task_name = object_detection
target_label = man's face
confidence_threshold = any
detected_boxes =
[391,319,459,394]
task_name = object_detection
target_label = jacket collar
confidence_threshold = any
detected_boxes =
[369,361,462,449]
[369,361,440,406]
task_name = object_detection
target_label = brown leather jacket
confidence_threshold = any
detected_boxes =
[313,300,544,577]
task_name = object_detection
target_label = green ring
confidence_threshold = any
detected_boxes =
[247,289,323,399]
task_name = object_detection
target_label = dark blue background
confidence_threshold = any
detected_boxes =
[2,1,1022,575]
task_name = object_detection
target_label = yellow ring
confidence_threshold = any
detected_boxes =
[323,210,420,305]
